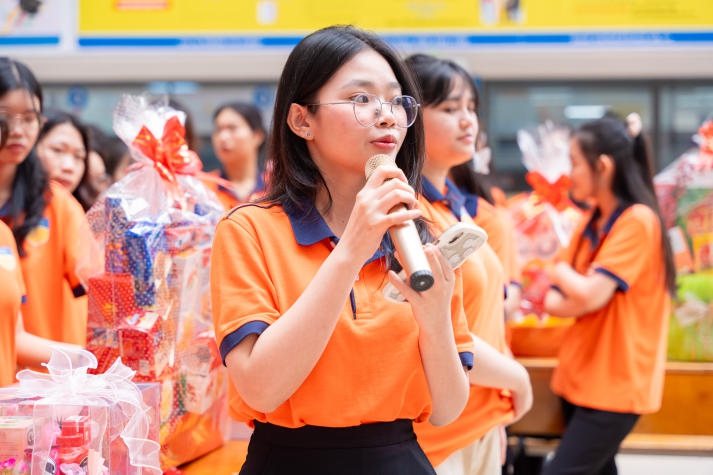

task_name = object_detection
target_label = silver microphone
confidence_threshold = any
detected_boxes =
[364,154,434,291]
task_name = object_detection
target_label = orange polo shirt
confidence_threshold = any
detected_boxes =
[463,191,521,285]
[0,221,25,386]
[1,182,87,345]
[551,203,670,414]
[211,200,474,429]
[415,179,514,466]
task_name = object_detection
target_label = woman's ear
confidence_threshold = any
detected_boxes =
[597,154,615,186]
[287,103,313,140]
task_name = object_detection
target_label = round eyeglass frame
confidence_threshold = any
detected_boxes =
[305,93,420,128]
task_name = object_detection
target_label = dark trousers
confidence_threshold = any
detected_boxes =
[541,398,640,475]
[239,419,436,475]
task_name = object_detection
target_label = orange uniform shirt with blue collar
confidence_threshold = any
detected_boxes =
[0,182,87,345]
[551,203,670,414]
[211,199,474,429]
[415,178,514,466]
[462,190,522,286]
[202,169,265,211]
[0,221,26,386]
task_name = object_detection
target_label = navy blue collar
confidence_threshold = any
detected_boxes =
[583,203,629,247]
[421,177,466,220]
[284,199,386,262]
[0,199,11,219]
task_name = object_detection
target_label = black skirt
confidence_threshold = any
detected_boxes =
[239,419,436,475]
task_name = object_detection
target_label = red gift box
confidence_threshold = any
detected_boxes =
[88,273,139,327]
[118,311,172,382]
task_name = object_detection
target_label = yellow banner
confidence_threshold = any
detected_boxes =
[79,0,713,34]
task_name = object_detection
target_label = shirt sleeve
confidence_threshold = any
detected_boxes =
[55,184,89,297]
[451,268,475,369]
[211,214,280,363]
[591,207,659,292]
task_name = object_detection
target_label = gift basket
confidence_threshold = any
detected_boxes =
[78,95,229,470]
[654,119,713,362]
[0,348,161,475]
[506,122,583,357]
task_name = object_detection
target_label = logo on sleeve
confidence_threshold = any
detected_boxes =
[0,246,16,271]
[26,217,50,246]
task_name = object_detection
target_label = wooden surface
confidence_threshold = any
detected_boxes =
[180,439,249,475]
[510,358,713,437]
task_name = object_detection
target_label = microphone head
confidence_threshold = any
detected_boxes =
[364,154,396,180]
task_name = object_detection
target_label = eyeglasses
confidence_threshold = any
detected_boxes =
[0,110,42,131]
[306,93,420,128]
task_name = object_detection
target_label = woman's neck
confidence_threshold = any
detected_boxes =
[594,191,619,230]
[223,158,258,184]
[315,176,362,238]
[421,159,449,193]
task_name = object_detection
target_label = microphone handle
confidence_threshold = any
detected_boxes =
[389,218,435,292]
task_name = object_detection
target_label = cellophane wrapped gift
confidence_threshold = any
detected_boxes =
[0,348,161,475]
[79,95,229,470]
[506,122,583,357]
[654,119,713,362]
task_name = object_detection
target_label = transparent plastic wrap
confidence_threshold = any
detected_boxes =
[654,119,713,361]
[0,348,160,475]
[78,95,229,470]
[507,122,583,356]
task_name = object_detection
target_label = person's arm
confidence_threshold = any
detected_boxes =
[223,166,426,414]
[544,262,618,318]
[468,334,532,423]
[15,312,82,369]
[389,245,470,427]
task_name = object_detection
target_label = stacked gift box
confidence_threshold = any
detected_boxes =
[654,120,713,362]
[82,95,229,471]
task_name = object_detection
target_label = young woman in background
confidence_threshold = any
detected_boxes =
[542,114,675,475]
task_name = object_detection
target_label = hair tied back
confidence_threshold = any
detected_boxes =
[626,112,643,138]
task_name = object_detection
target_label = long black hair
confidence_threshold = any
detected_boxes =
[263,26,430,265]
[0,57,48,256]
[265,25,425,214]
[574,117,676,294]
[405,53,495,205]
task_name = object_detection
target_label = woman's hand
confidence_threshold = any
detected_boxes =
[388,243,455,332]
[339,164,422,265]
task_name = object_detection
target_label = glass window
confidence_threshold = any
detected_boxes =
[483,82,654,191]
[658,83,713,168]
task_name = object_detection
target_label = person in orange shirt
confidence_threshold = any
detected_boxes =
[211,26,474,475]
[542,114,676,475]
[206,101,267,210]
[0,58,88,348]
[449,144,522,322]
[0,220,81,386]
[406,53,532,475]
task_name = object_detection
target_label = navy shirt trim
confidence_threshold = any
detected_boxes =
[421,177,466,220]
[594,267,629,292]
[460,351,474,371]
[219,320,270,365]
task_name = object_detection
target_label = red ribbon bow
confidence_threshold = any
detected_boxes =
[131,115,202,185]
[525,171,572,211]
